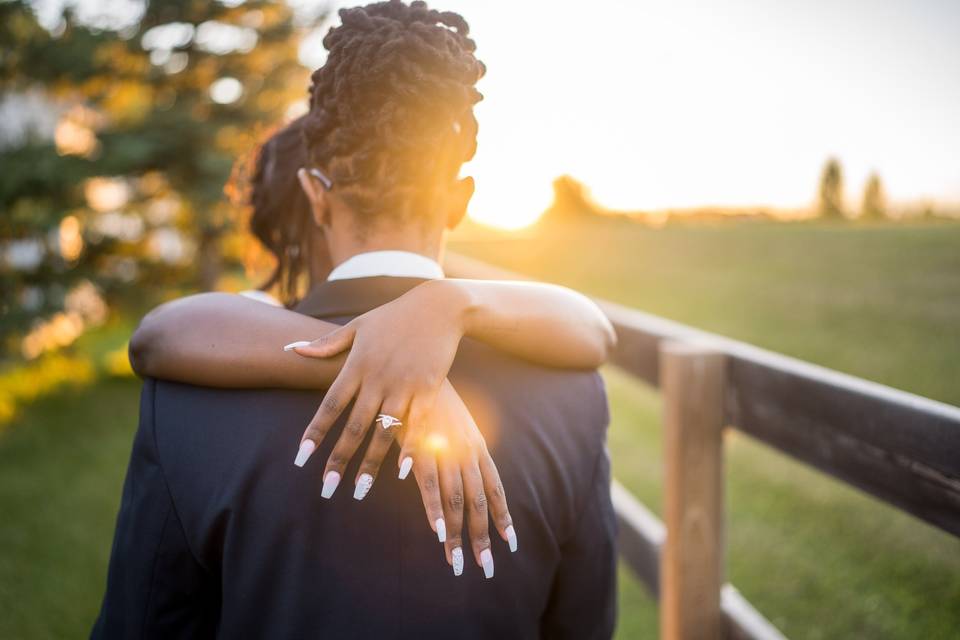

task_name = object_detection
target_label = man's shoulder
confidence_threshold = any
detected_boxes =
[149,378,319,417]
[145,379,318,477]
[452,339,609,420]
[450,340,610,470]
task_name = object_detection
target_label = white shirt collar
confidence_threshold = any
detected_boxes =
[327,250,445,281]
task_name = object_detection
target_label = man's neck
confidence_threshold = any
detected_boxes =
[325,225,445,269]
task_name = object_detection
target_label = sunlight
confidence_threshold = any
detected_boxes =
[465,161,552,230]
[441,0,960,226]
[424,432,449,454]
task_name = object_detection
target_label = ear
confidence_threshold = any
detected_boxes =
[444,176,474,230]
[297,168,330,228]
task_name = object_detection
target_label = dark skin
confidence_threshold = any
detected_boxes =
[131,171,616,578]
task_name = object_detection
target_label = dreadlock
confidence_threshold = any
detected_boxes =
[302,0,484,229]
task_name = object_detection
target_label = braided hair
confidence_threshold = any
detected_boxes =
[302,0,484,229]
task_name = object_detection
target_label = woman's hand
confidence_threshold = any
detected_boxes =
[400,380,516,578]
[289,279,473,488]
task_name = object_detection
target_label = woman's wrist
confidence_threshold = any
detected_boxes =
[426,278,480,338]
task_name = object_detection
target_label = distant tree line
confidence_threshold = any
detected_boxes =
[541,158,946,227]
[817,157,890,221]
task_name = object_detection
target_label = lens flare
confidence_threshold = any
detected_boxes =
[424,433,449,453]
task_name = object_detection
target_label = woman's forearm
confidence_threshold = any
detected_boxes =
[440,279,616,369]
[129,293,345,389]
[129,278,615,391]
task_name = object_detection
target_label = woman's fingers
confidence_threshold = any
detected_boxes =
[412,449,446,545]
[294,367,360,467]
[479,451,516,553]
[461,456,494,579]
[396,397,430,481]
[394,414,421,482]
[319,387,380,499]
[438,457,466,576]
[286,322,356,358]
[397,438,414,480]
[352,395,407,501]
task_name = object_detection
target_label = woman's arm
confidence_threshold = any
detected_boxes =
[129,293,345,388]
[129,280,611,565]
[129,279,614,389]
[445,278,616,369]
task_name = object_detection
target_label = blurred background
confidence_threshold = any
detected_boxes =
[1,0,958,638]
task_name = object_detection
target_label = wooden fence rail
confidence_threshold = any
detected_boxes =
[445,253,960,640]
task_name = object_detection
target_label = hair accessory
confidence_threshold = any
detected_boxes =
[309,167,333,191]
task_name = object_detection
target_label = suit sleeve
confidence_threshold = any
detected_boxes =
[540,443,618,640]
[91,379,216,639]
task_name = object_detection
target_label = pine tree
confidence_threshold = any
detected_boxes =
[1,0,324,353]
[817,157,846,219]
[860,172,887,221]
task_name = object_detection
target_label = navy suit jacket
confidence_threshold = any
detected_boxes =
[93,277,617,639]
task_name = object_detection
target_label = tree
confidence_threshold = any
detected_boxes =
[860,172,887,220]
[541,175,600,223]
[1,0,324,355]
[817,157,845,219]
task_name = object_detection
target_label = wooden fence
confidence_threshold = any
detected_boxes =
[446,253,960,640]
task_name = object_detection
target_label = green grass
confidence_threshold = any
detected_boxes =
[1,219,958,638]
[604,368,960,639]
[452,218,960,405]
[0,378,139,638]
[451,218,960,639]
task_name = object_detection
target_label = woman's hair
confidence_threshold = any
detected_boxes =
[302,0,484,229]
[248,116,314,306]
[247,0,482,305]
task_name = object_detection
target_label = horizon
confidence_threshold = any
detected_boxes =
[311,0,960,229]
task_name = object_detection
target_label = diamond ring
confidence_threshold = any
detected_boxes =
[376,414,402,430]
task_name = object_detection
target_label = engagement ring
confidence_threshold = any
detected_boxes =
[376,414,402,430]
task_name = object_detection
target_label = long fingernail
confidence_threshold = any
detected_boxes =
[321,471,341,499]
[398,456,413,480]
[283,340,311,352]
[480,548,494,579]
[452,547,464,576]
[353,473,373,500]
[293,440,316,467]
[506,525,518,553]
[435,518,446,543]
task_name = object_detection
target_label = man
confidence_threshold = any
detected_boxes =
[93,2,616,638]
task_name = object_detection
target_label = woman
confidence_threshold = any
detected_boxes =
[130,1,615,576]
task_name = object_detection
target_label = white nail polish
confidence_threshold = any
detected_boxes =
[353,473,373,500]
[506,525,518,553]
[398,456,413,480]
[321,471,341,499]
[283,341,311,352]
[452,547,464,576]
[480,548,494,579]
[435,518,446,543]
[294,440,316,467]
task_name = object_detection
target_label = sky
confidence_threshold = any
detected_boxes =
[31,0,960,229]
[311,0,960,228]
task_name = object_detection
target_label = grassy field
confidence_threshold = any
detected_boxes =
[1,219,958,638]
[452,218,960,406]
[452,218,960,638]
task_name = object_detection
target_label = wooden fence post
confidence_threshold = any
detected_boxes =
[660,341,726,640]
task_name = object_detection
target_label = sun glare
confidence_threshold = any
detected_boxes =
[424,433,449,453]
[465,161,553,230]
[442,0,960,227]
